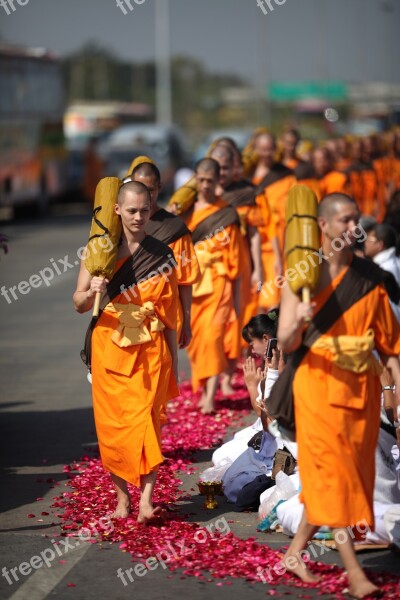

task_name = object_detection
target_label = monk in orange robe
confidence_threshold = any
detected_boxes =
[128,158,200,349]
[278,193,400,598]
[313,147,350,198]
[249,132,295,310]
[73,181,179,523]
[209,143,262,391]
[346,138,379,217]
[182,158,243,414]
[334,137,352,172]
[369,134,391,221]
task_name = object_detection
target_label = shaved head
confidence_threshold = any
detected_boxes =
[255,132,276,147]
[195,157,220,179]
[210,144,235,165]
[318,193,357,219]
[131,162,161,184]
[118,180,151,205]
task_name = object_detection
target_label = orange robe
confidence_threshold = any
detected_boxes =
[347,163,379,216]
[317,170,349,198]
[294,162,321,201]
[91,258,179,487]
[145,210,200,337]
[294,266,400,528]
[184,200,242,390]
[235,204,264,349]
[221,182,261,354]
[296,178,321,201]
[253,170,296,309]
[168,232,200,335]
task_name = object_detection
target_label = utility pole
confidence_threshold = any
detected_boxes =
[155,0,172,124]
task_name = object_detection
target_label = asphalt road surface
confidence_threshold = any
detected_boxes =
[0,206,398,600]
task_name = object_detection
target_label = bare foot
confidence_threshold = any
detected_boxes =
[198,392,206,409]
[220,381,235,396]
[284,553,321,584]
[345,579,382,599]
[112,498,130,519]
[137,505,164,525]
[200,403,216,415]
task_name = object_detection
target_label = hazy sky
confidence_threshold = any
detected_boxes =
[1,0,399,85]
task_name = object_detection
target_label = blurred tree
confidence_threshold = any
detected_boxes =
[63,45,251,136]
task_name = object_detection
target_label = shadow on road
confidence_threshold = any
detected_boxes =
[0,404,96,515]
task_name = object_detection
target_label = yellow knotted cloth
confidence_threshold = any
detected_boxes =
[104,301,164,347]
[192,249,226,297]
[312,329,382,375]
[167,177,198,215]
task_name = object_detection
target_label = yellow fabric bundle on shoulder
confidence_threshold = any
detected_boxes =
[85,177,122,315]
[285,184,321,300]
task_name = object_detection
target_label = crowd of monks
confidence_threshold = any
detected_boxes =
[152,126,400,412]
[73,125,400,598]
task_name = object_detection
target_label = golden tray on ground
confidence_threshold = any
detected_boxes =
[197,481,224,509]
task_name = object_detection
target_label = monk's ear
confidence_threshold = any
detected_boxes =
[114,202,121,216]
[317,215,327,233]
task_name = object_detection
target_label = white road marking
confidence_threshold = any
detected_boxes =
[7,541,91,600]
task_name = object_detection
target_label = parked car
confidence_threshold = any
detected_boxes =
[98,123,189,196]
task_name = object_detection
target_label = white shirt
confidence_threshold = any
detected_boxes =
[373,247,400,323]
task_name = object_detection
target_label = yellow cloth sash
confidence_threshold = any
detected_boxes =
[192,249,226,297]
[312,328,382,375]
[104,301,164,348]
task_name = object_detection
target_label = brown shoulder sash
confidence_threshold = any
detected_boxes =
[80,235,175,371]
[145,208,190,245]
[294,161,316,180]
[255,163,294,195]
[222,180,256,208]
[267,256,387,439]
[191,205,240,245]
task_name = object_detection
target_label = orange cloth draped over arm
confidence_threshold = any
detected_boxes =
[91,262,179,487]
[293,271,400,529]
[296,178,321,202]
[168,232,200,336]
[224,204,254,358]
[318,171,350,198]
